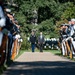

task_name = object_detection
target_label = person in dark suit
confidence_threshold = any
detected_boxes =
[30,31,36,52]
[38,32,45,52]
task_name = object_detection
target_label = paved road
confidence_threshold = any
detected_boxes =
[2,52,75,75]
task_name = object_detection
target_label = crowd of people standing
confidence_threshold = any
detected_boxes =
[59,19,75,58]
[0,0,22,66]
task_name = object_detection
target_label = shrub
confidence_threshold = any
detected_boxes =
[21,34,31,50]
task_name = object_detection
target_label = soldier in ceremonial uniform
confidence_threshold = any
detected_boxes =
[0,0,6,47]
[60,24,70,55]
[69,19,75,54]
[0,0,7,65]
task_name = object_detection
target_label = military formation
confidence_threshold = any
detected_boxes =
[43,38,59,50]
[0,0,22,66]
[59,19,75,59]
[1,0,75,68]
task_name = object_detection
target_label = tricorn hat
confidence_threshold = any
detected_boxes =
[71,18,75,21]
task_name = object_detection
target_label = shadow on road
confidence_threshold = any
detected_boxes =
[3,61,75,75]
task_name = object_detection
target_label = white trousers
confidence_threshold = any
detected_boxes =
[62,39,67,55]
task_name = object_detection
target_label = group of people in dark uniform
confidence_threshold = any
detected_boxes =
[0,0,22,66]
[44,38,59,50]
[59,19,75,58]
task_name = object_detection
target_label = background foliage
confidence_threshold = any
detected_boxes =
[5,0,75,49]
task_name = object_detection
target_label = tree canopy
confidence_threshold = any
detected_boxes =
[5,0,75,38]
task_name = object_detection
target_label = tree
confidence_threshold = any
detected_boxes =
[61,2,75,20]
[5,0,75,38]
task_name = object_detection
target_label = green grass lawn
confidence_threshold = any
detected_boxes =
[23,48,40,52]
[15,49,26,59]
[24,48,61,56]
[44,49,61,55]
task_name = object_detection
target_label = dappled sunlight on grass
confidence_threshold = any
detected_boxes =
[24,48,61,56]
[44,49,61,55]
[24,48,40,52]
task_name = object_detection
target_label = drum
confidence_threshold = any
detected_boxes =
[0,30,8,66]
[11,39,18,60]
